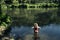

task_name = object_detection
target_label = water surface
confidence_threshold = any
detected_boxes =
[2,7,60,40]
[10,24,60,40]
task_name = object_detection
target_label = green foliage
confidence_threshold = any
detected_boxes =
[0,0,59,8]
[38,3,58,7]
[1,22,7,27]
[0,13,11,27]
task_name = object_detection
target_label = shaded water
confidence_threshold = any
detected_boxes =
[6,7,60,26]
[1,7,60,40]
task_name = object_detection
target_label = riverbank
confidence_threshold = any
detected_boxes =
[1,3,59,9]
[0,26,6,35]
[9,3,59,8]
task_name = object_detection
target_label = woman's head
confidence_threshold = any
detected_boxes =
[34,23,38,28]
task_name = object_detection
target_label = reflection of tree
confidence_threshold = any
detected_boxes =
[7,8,60,26]
[34,10,60,26]
[35,12,52,25]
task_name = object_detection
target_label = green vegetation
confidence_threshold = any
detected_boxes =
[0,14,11,26]
[0,0,60,8]
[0,4,11,35]
[0,4,11,27]
[37,3,58,7]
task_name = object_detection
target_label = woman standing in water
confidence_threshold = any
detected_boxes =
[32,23,41,40]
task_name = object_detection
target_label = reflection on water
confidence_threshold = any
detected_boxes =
[6,7,60,26]
[10,24,60,40]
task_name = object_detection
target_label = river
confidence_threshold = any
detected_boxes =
[10,24,60,40]
[2,7,60,40]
